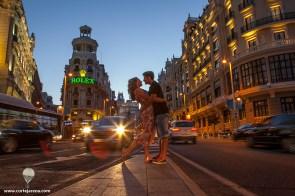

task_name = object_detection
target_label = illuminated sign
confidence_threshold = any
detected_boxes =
[71,77,96,85]
[70,69,95,85]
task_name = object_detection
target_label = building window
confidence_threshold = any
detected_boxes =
[213,40,219,52]
[214,60,220,69]
[73,58,80,64]
[244,15,254,31]
[271,6,282,20]
[241,58,268,88]
[248,39,257,50]
[214,79,221,98]
[87,100,91,106]
[206,86,212,104]
[74,65,80,72]
[233,67,240,91]
[200,90,206,107]
[223,110,231,123]
[253,99,269,117]
[73,87,79,95]
[274,31,285,41]
[239,103,246,120]
[73,100,78,106]
[269,53,295,83]
[281,97,295,113]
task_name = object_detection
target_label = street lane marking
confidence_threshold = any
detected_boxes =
[168,158,207,196]
[32,154,83,166]
[169,149,257,196]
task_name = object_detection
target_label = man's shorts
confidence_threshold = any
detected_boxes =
[155,113,169,139]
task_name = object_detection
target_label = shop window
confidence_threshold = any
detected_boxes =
[281,97,295,113]
[253,99,268,117]
[269,53,295,83]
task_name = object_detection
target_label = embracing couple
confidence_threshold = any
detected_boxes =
[121,71,169,164]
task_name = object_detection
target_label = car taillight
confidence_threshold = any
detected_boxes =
[191,128,197,131]
[171,128,180,132]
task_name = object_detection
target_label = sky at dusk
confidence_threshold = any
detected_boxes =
[23,0,208,104]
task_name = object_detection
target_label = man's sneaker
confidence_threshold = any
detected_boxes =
[152,159,167,164]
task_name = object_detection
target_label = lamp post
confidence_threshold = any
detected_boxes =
[222,59,238,130]
[62,72,72,138]
[104,98,109,115]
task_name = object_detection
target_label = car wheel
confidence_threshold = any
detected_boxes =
[281,138,295,154]
[247,137,255,148]
[1,137,18,153]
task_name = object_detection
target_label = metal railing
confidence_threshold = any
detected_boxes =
[233,39,295,60]
[241,12,295,33]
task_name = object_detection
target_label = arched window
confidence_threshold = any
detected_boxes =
[87,45,94,52]
[73,58,80,64]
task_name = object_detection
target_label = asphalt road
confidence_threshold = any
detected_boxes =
[169,137,295,196]
[0,140,122,194]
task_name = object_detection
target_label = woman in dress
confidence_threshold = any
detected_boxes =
[122,77,165,163]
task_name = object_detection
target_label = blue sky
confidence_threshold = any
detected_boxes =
[23,0,208,104]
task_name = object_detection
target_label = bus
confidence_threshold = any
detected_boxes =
[0,93,62,135]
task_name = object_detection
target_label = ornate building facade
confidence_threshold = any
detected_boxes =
[158,56,188,120]
[162,0,295,134]
[62,25,112,130]
[0,0,37,102]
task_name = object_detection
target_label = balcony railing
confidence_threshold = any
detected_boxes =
[193,57,211,77]
[241,12,295,33]
[238,0,254,11]
[233,39,295,60]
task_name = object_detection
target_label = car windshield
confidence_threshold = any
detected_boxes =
[174,121,194,127]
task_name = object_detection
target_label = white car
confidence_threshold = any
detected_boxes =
[169,120,197,144]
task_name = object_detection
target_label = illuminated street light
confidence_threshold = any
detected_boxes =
[222,59,239,130]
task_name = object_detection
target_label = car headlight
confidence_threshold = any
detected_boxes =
[82,126,92,134]
[115,126,126,135]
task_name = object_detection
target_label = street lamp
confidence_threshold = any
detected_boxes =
[222,59,238,130]
[104,98,109,115]
[62,72,72,137]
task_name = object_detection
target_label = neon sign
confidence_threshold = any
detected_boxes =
[70,69,96,85]
[71,77,96,85]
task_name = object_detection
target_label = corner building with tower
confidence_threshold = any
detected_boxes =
[62,25,112,133]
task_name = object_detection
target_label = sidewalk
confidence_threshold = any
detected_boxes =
[50,153,205,196]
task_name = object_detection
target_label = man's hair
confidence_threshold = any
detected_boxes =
[143,71,154,80]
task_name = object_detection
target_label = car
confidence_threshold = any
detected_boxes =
[232,123,262,140]
[169,120,197,144]
[72,132,85,142]
[246,114,295,153]
[0,119,54,153]
[85,116,134,151]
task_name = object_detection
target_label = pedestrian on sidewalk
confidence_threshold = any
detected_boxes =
[122,77,166,163]
[143,71,170,164]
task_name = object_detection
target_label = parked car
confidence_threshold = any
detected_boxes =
[232,123,262,140]
[169,120,197,144]
[85,116,134,151]
[246,114,295,153]
[0,119,54,153]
